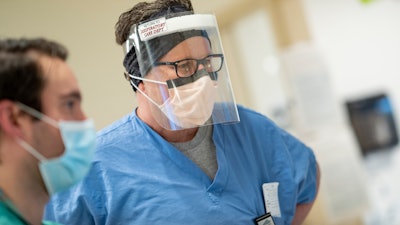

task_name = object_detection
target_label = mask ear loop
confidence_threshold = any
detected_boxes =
[124,72,169,108]
[16,138,47,162]
[15,102,58,128]
[14,102,58,162]
[124,72,165,85]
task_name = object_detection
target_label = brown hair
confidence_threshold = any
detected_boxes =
[0,38,68,111]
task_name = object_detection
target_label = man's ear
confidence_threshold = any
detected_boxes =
[0,100,25,138]
[138,82,145,92]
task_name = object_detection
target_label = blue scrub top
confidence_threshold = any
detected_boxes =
[45,105,318,225]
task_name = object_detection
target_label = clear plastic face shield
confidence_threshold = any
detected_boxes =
[123,13,240,130]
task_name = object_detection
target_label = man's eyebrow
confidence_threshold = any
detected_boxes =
[60,91,82,100]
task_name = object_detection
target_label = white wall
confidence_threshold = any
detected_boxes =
[302,0,400,121]
[301,1,400,224]
[229,9,289,126]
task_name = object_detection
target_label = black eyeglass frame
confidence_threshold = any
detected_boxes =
[153,54,224,78]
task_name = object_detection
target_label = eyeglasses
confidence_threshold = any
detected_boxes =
[153,54,224,78]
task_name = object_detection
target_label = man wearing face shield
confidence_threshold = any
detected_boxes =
[0,38,96,225]
[45,0,320,225]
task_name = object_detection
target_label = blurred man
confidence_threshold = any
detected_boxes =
[0,38,96,225]
[46,0,320,224]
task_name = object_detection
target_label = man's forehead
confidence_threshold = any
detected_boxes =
[38,56,80,98]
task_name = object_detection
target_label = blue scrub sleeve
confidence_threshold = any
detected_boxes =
[282,130,318,204]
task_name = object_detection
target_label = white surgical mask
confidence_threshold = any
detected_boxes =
[15,102,96,195]
[130,74,217,128]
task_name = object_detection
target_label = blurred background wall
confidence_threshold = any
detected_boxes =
[2,0,400,224]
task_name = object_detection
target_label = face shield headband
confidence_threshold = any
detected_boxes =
[122,13,240,130]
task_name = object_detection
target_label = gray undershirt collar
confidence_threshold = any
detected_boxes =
[171,125,217,180]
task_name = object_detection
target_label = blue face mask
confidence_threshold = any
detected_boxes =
[15,102,96,195]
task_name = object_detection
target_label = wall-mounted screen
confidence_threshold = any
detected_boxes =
[346,93,398,156]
